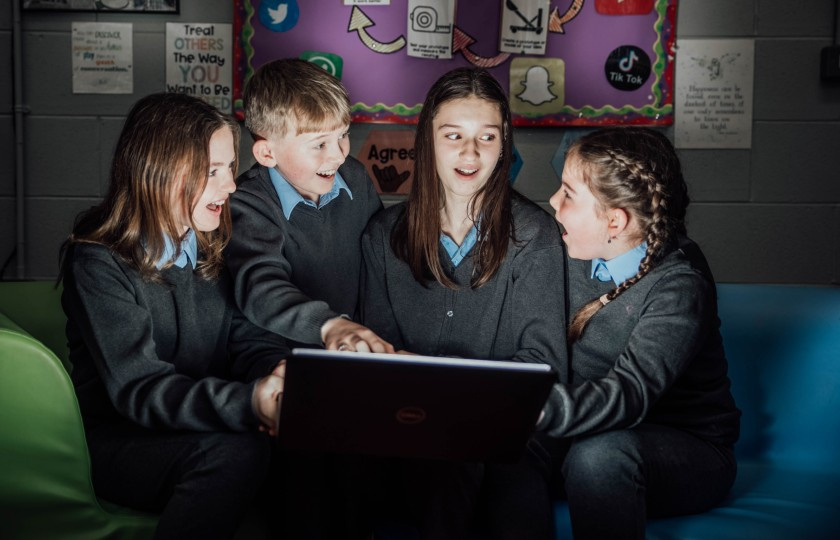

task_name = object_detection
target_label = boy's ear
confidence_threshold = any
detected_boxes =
[252,139,278,168]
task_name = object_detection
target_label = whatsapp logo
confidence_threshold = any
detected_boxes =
[299,51,344,80]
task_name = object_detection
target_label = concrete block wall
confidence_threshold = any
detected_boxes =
[1,0,838,283]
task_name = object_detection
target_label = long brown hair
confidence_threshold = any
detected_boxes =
[567,127,690,341]
[392,67,514,289]
[61,92,239,282]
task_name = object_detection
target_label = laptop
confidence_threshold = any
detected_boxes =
[276,348,556,463]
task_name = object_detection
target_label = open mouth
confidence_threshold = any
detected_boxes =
[316,169,337,180]
[455,167,478,177]
[206,199,226,214]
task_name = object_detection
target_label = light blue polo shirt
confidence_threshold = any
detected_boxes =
[591,242,648,286]
[440,224,479,267]
[268,167,353,220]
[155,229,197,269]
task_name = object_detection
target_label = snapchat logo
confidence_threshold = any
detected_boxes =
[510,58,565,115]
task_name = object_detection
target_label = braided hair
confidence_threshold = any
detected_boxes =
[567,127,690,342]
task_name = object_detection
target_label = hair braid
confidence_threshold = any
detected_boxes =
[567,128,685,342]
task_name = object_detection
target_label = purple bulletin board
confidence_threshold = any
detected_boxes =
[233,0,677,126]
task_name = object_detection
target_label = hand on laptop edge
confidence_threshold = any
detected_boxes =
[254,360,286,436]
[321,317,395,354]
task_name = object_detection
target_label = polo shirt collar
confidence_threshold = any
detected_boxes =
[268,166,353,220]
[591,242,647,286]
[156,229,197,270]
[440,223,480,267]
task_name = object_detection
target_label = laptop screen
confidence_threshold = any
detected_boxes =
[276,349,556,462]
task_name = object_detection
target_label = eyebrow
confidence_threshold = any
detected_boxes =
[437,123,502,131]
[305,127,349,142]
[563,181,577,194]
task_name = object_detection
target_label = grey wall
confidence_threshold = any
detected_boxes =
[2,0,838,283]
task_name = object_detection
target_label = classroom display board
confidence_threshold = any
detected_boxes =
[233,0,677,126]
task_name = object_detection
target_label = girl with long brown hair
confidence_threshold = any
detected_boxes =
[542,127,740,539]
[59,92,288,538]
[360,67,567,539]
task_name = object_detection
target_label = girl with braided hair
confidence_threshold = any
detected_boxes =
[537,127,740,539]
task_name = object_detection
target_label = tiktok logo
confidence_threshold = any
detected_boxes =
[605,45,651,91]
[619,50,640,72]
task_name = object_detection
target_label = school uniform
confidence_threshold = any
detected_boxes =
[361,194,567,371]
[360,193,568,539]
[226,156,382,538]
[225,156,382,346]
[63,237,289,539]
[538,238,741,540]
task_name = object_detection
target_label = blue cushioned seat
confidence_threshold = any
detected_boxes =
[554,284,840,539]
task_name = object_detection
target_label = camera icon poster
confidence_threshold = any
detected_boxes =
[234,0,677,127]
[408,0,455,59]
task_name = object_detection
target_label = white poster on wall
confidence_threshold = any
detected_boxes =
[71,22,133,94]
[166,23,233,113]
[499,0,549,55]
[675,39,755,149]
[407,0,455,59]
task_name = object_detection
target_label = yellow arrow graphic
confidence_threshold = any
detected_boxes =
[348,6,406,54]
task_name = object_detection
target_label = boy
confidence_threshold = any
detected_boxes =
[227,58,389,539]
[226,58,392,354]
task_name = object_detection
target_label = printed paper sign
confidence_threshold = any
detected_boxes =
[407,0,455,59]
[675,39,755,149]
[72,22,133,94]
[499,0,549,55]
[166,23,233,113]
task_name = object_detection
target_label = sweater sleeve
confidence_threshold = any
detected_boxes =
[509,241,569,379]
[225,177,337,344]
[538,269,714,437]
[359,215,406,351]
[65,248,261,432]
[227,307,291,383]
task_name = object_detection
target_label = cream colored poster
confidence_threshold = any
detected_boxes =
[72,22,133,94]
[166,23,233,113]
[675,39,755,149]
[407,0,455,59]
[499,0,549,55]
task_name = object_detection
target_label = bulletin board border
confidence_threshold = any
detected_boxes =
[234,1,676,127]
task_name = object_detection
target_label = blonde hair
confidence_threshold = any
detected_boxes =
[567,127,689,342]
[244,58,351,139]
[62,93,239,282]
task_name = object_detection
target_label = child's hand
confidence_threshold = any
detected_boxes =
[321,317,395,354]
[253,361,286,436]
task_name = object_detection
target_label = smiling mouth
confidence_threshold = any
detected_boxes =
[206,199,226,212]
[455,167,478,177]
[317,169,337,179]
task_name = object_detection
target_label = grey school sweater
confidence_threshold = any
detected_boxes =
[226,156,382,345]
[63,242,289,432]
[360,194,568,377]
[538,239,741,447]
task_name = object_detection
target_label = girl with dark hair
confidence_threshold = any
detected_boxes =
[361,68,567,538]
[542,127,740,539]
[60,92,288,539]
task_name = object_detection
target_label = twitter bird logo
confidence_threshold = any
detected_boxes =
[259,0,299,33]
